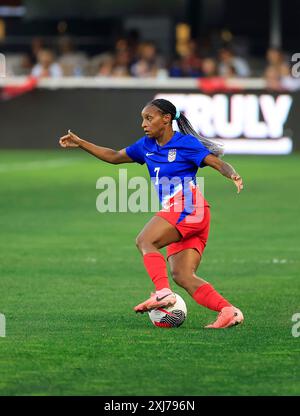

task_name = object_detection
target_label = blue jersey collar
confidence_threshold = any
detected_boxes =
[155,131,183,149]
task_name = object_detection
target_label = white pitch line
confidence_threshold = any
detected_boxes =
[206,258,297,264]
[0,158,80,173]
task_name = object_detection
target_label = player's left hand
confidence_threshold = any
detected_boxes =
[231,174,244,193]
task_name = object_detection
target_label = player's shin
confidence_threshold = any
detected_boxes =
[192,282,231,312]
[143,252,170,291]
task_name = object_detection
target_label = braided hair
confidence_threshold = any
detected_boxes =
[149,98,224,157]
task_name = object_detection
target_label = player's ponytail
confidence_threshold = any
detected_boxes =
[149,98,224,157]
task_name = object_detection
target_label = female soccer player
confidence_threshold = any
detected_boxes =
[59,98,244,329]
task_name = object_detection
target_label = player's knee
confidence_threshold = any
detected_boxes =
[135,234,151,252]
[135,234,143,250]
[136,233,159,252]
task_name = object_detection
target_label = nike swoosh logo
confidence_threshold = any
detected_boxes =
[146,152,154,156]
[156,293,172,302]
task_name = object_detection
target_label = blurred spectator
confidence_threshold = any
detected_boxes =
[130,41,166,78]
[97,54,114,77]
[95,44,131,78]
[126,29,140,62]
[31,49,62,78]
[264,46,300,91]
[114,38,131,57]
[264,47,300,90]
[266,47,289,72]
[264,65,283,91]
[57,36,88,76]
[112,47,131,77]
[30,37,45,65]
[200,57,218,77]
[18,54,33,75]
[222,63,238,78]
[170,39,202,77]
[93,37,133,77]
[218,47,251,77]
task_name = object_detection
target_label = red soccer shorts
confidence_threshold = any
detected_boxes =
[156,186,211,259]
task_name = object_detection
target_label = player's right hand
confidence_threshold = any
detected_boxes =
[59,130,81,148]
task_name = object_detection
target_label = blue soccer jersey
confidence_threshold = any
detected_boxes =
[125,131,211,214]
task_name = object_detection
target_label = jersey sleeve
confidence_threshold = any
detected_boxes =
[182,136,212,168]
[125,137,145,165]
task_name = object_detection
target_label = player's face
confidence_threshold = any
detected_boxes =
[141,105,171,138]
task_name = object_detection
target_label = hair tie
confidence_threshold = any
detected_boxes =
[174,109,181,120]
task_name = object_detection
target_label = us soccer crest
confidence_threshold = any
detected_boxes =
[168,149,177,162]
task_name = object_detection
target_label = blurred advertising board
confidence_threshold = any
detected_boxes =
[0,80,297,153]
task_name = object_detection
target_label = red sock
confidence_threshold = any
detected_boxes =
[192,283,231,312]
[143,252,170,291]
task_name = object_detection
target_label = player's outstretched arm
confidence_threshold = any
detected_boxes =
[59,130,134,165]
[203,154,244,194]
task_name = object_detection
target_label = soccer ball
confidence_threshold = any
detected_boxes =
[148,293,187,328]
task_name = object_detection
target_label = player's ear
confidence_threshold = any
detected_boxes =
[163,114,172,124]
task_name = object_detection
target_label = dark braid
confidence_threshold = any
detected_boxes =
[149,98,224,157]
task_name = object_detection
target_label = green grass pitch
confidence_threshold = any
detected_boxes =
[0,150,299,396]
